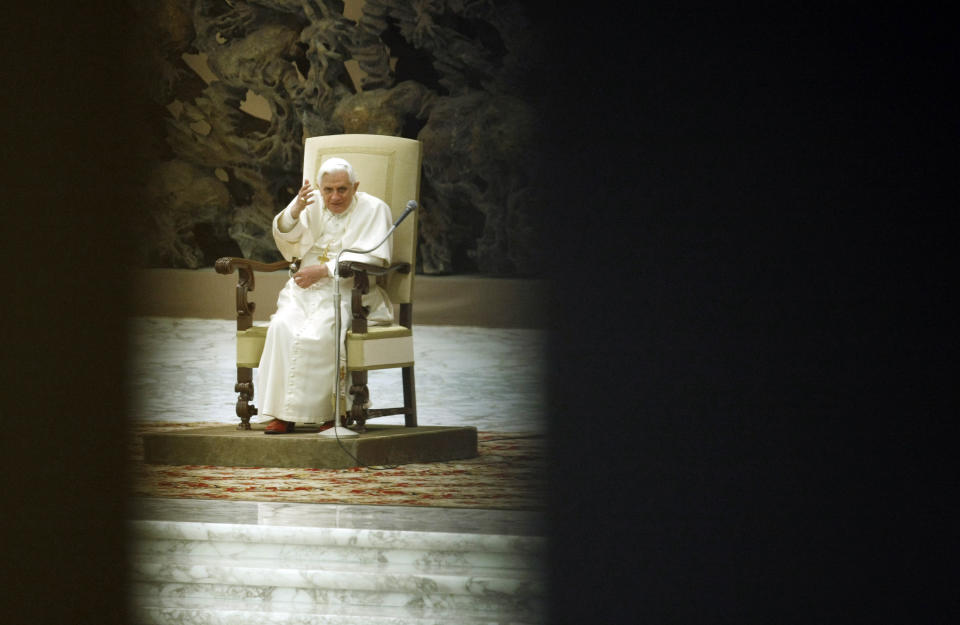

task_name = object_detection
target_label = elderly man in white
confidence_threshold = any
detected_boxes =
[257,158,395,434]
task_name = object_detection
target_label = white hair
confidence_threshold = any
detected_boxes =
[316,157,358,185]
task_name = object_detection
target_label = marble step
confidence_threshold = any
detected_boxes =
[129,520,546,625]
[130,582,543,624]
[134,606,535,625]
[134,538,537,573]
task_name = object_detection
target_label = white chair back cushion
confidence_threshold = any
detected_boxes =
[303,134,422,304]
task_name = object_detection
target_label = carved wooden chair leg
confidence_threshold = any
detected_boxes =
[349,370,369,432]
[235,367,257,430]
[402,365,417,427]
[348,406,367,433]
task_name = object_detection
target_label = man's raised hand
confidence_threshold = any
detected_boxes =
[290,179,314,219]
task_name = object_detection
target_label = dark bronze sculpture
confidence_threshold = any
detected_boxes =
[132,0,547,276]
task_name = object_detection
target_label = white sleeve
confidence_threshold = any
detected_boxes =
[274,196,306,241]
[276,207,298,233]
[272,196,312,261]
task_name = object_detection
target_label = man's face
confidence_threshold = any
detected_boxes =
[319,171,359,214]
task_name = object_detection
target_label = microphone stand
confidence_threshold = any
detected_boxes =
[320,200,417,438]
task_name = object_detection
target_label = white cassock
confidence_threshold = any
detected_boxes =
[256,191,394,424]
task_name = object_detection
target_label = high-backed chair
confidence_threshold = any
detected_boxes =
[215,134,422,432]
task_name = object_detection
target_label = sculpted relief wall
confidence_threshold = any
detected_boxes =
[130,0,550,276]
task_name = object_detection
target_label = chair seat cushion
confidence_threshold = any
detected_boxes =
[346,324,414,370]
[235,324,414,371]
[236,325,269,368]
[347,325,412,340]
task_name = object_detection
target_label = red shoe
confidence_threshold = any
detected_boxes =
[317,420,335,432]
[264,418,295,434]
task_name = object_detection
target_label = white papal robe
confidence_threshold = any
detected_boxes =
[256,191,394,424]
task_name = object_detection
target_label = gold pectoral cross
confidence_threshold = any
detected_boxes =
[318,244,330,263]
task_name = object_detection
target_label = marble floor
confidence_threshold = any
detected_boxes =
[127,317,548,434]
[127,317,549,536]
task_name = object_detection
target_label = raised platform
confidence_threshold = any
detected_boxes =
[142,423,478,469]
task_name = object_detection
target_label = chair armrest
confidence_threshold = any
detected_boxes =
[338,261,410,334]
[337,260,411,278]
[215,257,294,275]
[215,257,296,331]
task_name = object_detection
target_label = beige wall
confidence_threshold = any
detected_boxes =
[131,269,548,329]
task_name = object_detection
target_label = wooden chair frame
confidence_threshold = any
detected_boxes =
[214,255,417,431]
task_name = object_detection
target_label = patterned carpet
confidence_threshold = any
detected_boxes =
[129,422,547,510]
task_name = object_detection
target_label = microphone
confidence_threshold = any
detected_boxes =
[393,200,417,228]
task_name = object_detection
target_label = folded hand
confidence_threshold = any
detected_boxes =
[292,264,328,288]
